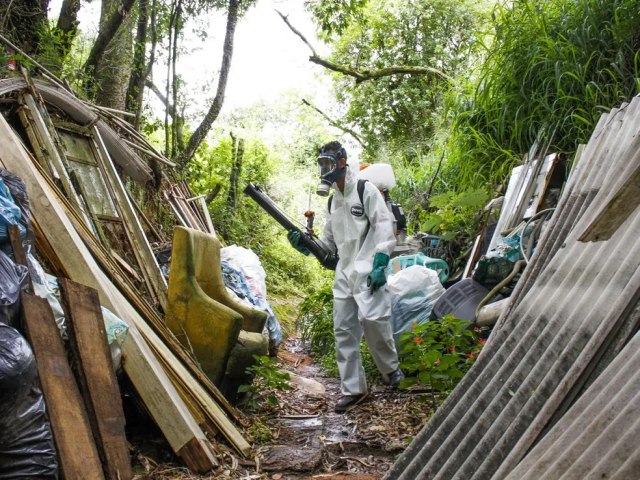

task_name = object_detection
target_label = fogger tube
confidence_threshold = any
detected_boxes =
[244,182,339,270]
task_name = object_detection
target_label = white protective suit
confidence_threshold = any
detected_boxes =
[318,168,399,395]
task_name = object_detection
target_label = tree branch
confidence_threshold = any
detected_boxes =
[278,11,452,84]
[145,78,175,117]
[275,9,317,56]
[180,0,240,167]
[301,98,364,148]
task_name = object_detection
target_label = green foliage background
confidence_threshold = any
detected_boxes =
[449,0,640,185]
[22,0,639,386]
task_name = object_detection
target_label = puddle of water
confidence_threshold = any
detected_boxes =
[277,417,323,429]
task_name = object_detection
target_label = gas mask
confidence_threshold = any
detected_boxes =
[316,149,346,197]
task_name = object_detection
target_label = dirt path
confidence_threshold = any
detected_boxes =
[132,337,434,479]
[245,337,434,479]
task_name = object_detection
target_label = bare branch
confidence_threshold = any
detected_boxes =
[145,78,175,117]
[278,12,452,84]
[275,9,317,57]
[301,98,364,148]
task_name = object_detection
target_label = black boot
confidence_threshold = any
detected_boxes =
[334,392,369,413]
[383,368,405,389]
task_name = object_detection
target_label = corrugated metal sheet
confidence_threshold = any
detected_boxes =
[504,328,640,480]
[385,95,640,480]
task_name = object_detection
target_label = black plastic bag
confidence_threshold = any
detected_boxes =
[0,250,28,327]
[0,324,58,479]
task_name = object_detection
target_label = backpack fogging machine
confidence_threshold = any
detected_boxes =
[244,182,339,270]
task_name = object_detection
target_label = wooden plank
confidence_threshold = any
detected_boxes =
[0,115,219,472]
[198,196,216,236]
[20,292,105,480]
[59,278,133,480]
[578,160,640,242]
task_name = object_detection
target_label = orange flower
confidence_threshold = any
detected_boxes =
[413,337,423,344]
[478,338,486,346]
[466,353,475,359]
[448,346,455,352]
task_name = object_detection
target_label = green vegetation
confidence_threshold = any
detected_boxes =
[398,315,484,404]
[449,0,640,185]
[238,355,292,412]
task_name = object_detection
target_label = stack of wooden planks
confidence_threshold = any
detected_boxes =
[0,73,251,474]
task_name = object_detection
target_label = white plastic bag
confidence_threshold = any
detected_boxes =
[221,245,267,299]
[388,264,445,303]
[387,265,446,347]
[221,245,282,346]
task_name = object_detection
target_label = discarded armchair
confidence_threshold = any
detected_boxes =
[165,226,268,400]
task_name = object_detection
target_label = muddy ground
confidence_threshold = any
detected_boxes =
[131,337,436,479]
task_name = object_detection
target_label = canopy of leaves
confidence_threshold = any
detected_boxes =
[325,0,489,160]
[304,0,367,40]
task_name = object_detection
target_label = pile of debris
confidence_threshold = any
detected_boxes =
[0,71,260,478]
[386,97,640,478]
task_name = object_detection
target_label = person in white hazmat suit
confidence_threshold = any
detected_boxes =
[288,141,404,413]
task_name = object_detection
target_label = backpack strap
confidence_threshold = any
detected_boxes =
[357,179,367,205]
[327,194,333,213]
[358,179,370,237]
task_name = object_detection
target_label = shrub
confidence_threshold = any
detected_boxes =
[398,314,485,404]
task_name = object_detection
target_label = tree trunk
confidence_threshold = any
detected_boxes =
[227,132,244,210]
[55,0,81,61]
[125,0,148,128]
[0,0,49,55]
[84,0,136,108]
[179,0,240,167]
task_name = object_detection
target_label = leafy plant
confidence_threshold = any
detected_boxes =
[449,0,640,182]
[238,355,292,412]
[416,187,490,277]
[398,314,484,405]
[420,188,490,241]
[246,418,274,444]
[299,282,335,358]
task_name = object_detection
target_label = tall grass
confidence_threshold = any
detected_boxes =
[448,0,640,184]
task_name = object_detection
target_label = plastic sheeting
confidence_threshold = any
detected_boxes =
[388,265,445,347]
[0,249,28,327]
[221,246,282,346]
